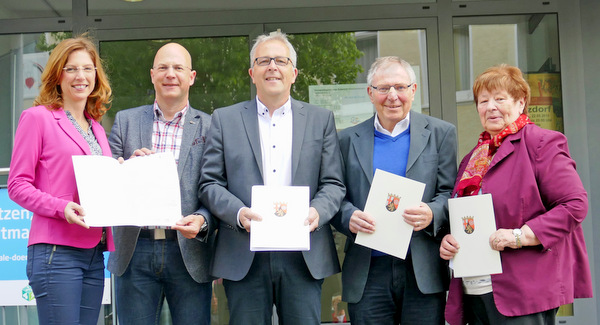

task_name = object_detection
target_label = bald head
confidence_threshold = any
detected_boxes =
[154,43,192,69]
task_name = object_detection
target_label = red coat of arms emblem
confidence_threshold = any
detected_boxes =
[385,194,401,212]
[273,202,287,217]
[462,216,475,234]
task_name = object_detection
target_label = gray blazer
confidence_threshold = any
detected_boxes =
[331,112,457,303]
[107,105,215,283]
[199,98,346,281]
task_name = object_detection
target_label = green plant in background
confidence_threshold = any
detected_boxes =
[35,32,72,52]
[290,33,364,101]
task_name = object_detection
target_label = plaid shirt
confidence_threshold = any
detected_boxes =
[145,101,188,230]
[152,101,188,164]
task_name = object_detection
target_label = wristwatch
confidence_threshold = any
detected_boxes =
[194,213,208,233]
[513,228,523,248]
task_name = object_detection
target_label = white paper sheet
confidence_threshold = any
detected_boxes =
[250,186,310,251]
[448,194,502,277]
[72,152,181,227]
[355,169,425,259]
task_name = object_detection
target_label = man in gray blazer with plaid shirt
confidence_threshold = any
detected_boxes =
[107,43,214,325]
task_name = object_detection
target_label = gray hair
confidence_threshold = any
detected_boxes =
[367,56,416,86]
[249,31,297,68]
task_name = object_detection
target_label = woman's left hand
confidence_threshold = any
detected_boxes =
[489,229,518,251]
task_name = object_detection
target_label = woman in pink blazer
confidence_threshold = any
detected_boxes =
[440,64,592,325]
[8,36,114,325]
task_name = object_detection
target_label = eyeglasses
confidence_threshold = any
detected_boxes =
[153,65,192,73]
[371,83,414,95]
[62,66,97,74]
[253,56,293,67]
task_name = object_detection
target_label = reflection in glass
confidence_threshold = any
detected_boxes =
[100,37,250,117]
[454,14,562,158]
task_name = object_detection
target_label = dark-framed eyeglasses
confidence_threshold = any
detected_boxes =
[253,56,293,67]
[371,83,414,95]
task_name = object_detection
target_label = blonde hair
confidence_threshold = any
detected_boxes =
[34,34,112,121]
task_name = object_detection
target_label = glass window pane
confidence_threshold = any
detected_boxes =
[454,14,563,159]
[100,36,250,118]
[289,29,429,133]
[0,33,71,185]
[0,1,71,19]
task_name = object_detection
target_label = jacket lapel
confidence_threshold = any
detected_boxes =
[489,132,518,170]
[53,109,92,155]
[291,99,307,182]
[178,108,201,176]
[140,106,154,150]
[406,112,430,173]
[242,100,264,178]
[89,119,111,157]
[351,116,375,184]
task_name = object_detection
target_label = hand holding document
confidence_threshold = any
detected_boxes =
[355,169,425,259]
[72,152,181,227]
[448,194,502,277]
[250,186,310,251]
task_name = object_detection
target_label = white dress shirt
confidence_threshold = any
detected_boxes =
[374,111,411,137]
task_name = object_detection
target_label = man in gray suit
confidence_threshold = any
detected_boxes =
[331,56,457,324]
[107,43,214,325]
[199,31,345,325]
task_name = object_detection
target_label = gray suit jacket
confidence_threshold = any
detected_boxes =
[199,98,345,281]
[331,112,457,303]
[107,105,215,283]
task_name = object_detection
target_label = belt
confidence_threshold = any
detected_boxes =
[138,229,178,240]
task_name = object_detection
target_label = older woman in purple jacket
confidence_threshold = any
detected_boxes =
[439,64,592,325]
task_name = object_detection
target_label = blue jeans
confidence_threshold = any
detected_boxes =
[26,243,105,325]
[348,254,445,325]
[223,251,323,325]
[115,238,211,325]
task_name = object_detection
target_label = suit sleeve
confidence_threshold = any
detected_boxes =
[330,131,357,238]
[8,109,69,219]
[311,110,346,228]
[524,130,588,249]
[427,123,457,239]
[199,109,247,228]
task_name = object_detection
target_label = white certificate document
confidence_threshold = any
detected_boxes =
[72,152,182,227]
[250,185,310,251]
[355,169,425,259]
[448,194,502,277]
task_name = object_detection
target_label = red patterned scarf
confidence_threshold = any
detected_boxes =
[455,114,532,197]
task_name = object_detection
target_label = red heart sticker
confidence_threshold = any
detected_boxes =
[25,77,34,89]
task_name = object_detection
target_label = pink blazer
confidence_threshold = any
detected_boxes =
[8,105,114,251]
[445,124,592,324]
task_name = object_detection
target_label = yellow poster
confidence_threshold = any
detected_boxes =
[525,73,563,133]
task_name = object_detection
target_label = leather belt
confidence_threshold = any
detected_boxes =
[138,229,178,240]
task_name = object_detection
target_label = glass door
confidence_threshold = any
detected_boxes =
[268,18,440,324]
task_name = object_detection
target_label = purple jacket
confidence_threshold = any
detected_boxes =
[445,124,592,324]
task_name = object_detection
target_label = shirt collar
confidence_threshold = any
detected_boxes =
[256,96,292,118]
[153,100,189,122]
[374,111,410,137]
